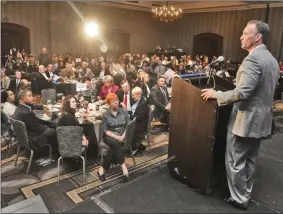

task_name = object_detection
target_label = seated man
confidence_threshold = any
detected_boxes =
[149,76,171,130]
[130,87,149,154]
[8,70,22,93]
[117,80,134,115]
[13,89,57,152]
[78,62,94,80]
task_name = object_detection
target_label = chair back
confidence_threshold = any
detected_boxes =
[124,117,136,150]
[1,111,14,137]
[10,118,30,150]
[56,126,83,158]
[41,88,56,104]
[146,105,155,134]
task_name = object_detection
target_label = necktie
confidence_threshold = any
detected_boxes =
[124,93,128,107]
[16,79,19,87]
[161,88,168,105]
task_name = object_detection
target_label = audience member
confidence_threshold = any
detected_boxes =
[118,80,134,114]
[57,95,88,147]
[1,68,10,90]
[97,93,130,181]
[97,75,119,100]
[130,87,148,154]
[13,89,58,152]
[2,90,17,116]
[150,76,171,129]
[8,70,22,93]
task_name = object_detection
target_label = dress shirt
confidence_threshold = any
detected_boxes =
[145,84,150,98]
[3,102,17,116]
[99,70,105,81]
[102,107,130,136]
[123,92,132,111]
[41,72,48,80]
[131,99,140,115]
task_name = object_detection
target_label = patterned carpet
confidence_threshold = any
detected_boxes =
[1,132,169,213]
[2,101,283,213]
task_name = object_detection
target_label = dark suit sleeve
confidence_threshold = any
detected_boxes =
[22,112,47,133]
[133,101,148,123]
[150,87,166,111]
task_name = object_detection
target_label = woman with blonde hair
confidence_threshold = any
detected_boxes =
[97,93,130,181]
[97,75,119,100]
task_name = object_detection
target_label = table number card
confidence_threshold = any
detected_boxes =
[76,83,87,92]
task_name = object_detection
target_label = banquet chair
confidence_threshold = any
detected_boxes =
[1,111,16,157]
[41,88,56,104]
[10,118,52,174]
[56,126,87,183]
[99,118,137,166]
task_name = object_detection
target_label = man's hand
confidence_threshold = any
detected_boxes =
[120,103,126,110]
[48,77,52,82]
[201,89,217,101]
[116,135,125,142]
[165,103,171,110]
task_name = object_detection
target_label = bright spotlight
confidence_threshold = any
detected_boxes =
[84,22,99,37]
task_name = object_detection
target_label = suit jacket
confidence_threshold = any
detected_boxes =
[130,97,149,135]
[216,45,280,138]
[8,79,21,93]
[117,89,135,107]
[149,85,170,119]
[36,72,52,91]
[39,53,51,67]
[13,104,49,138]
[78,68,94,79]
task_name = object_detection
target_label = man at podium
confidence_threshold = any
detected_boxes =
[201,20,280,210]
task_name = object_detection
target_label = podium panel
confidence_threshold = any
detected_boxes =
[168,76,234,193]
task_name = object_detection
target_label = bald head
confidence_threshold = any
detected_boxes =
[19,79,30,90]
[39,65,46,73]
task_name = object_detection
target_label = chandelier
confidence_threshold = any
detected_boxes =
[152,2,183,23]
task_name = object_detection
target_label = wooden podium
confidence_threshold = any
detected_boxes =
[168,75,235,193]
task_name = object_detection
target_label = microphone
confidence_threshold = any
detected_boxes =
[204,56,224,70]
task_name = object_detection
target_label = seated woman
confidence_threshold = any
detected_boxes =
[97,75,119,100]
[142,73,152,99]
[57,95,88,147]
[2,90,17,116]
[97,93,130,181]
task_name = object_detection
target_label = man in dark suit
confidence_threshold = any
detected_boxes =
[13,89,57,152]
[36,65,52,92]
[150,75,171,128]
[8,70,22,93]
[117,80,134,115]
[201,20,279,210]
[130,87,149,154]
[39,47,51,67]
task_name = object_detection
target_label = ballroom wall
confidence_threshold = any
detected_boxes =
[3,1,51,55]
[2,1,168,55]
[165,7,283,62]
[2,1,283,61]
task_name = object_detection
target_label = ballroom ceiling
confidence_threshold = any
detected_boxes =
[86,1,283,13]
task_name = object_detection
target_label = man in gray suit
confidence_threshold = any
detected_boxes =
[201,20,279,210]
